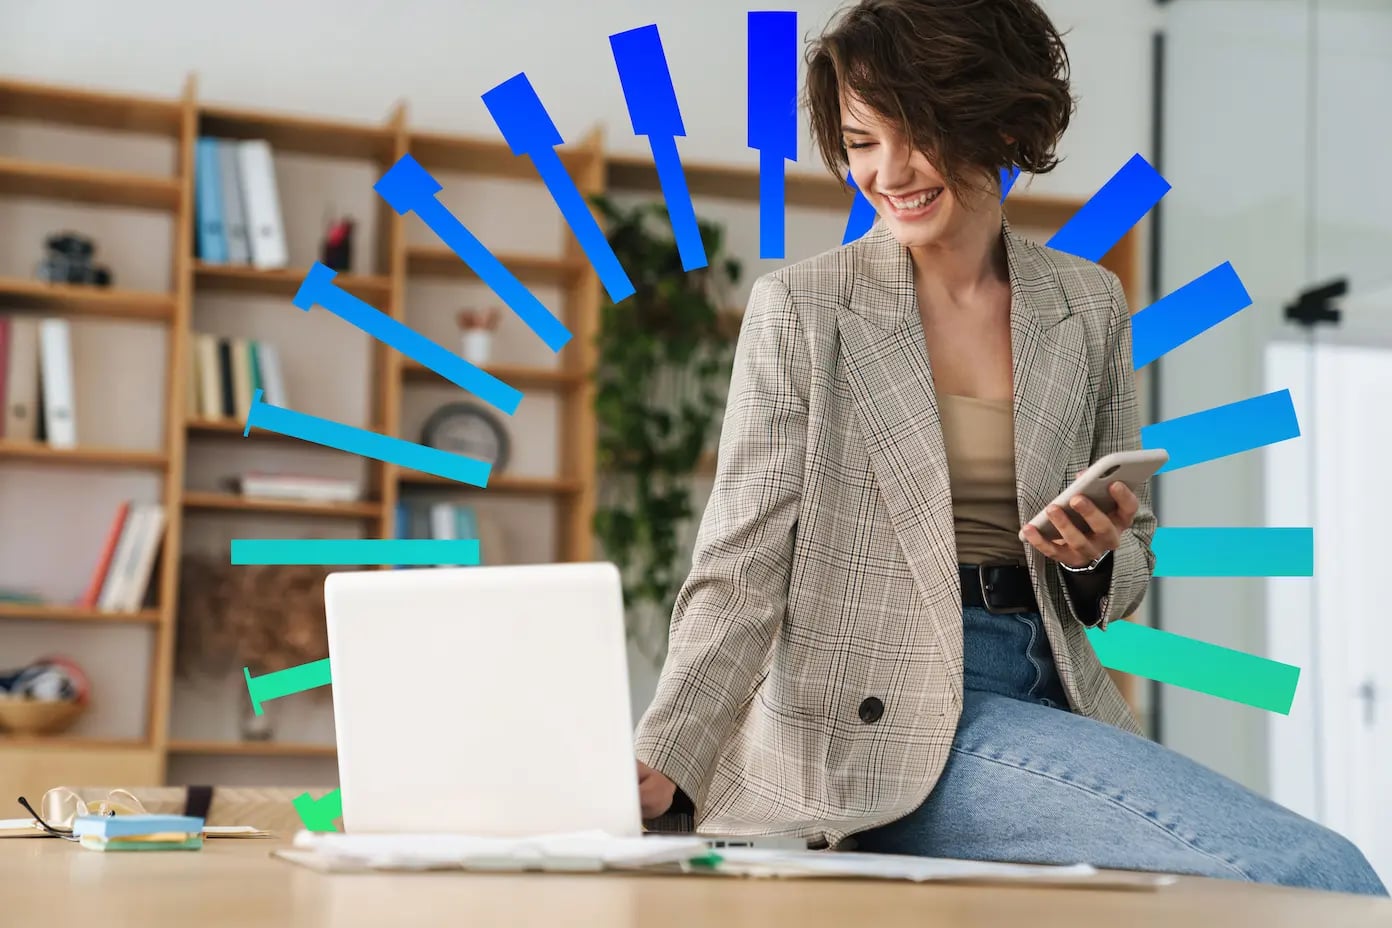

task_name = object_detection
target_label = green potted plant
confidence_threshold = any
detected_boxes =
[590,195,742,665]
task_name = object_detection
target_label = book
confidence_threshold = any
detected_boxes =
[78,502,130,609]
[74,813,204,852]
[195,137,227,263]
[73,814,204,839]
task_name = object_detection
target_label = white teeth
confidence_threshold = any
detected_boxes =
[888,189,941,210]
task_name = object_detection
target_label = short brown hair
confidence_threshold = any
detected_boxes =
[804,0,1076,202]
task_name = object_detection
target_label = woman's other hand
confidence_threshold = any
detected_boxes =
[637,759,677,819]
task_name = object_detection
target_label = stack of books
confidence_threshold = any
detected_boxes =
[73,814,204,852]
[188,330,287,423]
[80,501,167,613]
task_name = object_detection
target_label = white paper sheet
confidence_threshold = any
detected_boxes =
[706,848,1176,889]
[289,829,713,872]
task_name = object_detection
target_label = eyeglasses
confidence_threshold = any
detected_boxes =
[17,796,81,841]
[17,787,148,840]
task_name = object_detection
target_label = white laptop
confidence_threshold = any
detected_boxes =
[324,561,643,837]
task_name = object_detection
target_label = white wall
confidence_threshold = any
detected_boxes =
[1,0,1159,192]
[1157,0,1392,796]
[0,0,1165,777]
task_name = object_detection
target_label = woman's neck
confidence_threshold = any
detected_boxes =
[909,211,1008,308]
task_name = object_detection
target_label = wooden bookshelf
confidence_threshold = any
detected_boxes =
[0,72,1145,802]
[0,602,161,624]
[0,155,182,210]
[186,419,303,442]
[397,470,584,496]
[166,739,336,758]
[182,491,382,519]
[405,246,586,286]
[0,441,168,469]
[193,262,391,300]
[0,275,176,320]
[400,360,584,391]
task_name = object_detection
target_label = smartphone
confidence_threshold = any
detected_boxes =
[1020,449,1169,542]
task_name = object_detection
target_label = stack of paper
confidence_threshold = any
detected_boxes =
[281,830,715,873]
[703,848,1176,889]
[278,831,1175,890]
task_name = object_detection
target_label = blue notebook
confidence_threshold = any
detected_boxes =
[73,814,205,838]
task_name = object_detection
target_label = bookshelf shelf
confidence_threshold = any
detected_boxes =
[604,153,854,211]
[0,276,176,321]
[408,131,594,179]
[401,360,584,391]
[0,77,182,135]
[199,104,395,162]
[166,739,336,758]
[0,155,181,210]
[405,246,585,286]
[193,262,391,300]
[0,734,153,750]
[0,602,162,624]
[186,419,291,442]
[182,491,383,519]
[396,471,583,496]
[0,441,168,470]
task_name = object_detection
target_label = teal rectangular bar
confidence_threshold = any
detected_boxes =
[231,539,481,566]
[1152,527,1313,577]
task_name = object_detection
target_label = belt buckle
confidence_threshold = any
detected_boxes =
[978,563,1030,615]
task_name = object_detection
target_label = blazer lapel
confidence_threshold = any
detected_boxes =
[1001,221,1090,544]
[838,219,1089,680]
[837,222,965,679]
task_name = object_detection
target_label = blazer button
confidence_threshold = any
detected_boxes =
[858,696,884,724]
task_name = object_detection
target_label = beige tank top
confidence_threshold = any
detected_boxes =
[937,393,1027,566]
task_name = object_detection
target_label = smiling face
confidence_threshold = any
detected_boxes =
[840,93,997,253]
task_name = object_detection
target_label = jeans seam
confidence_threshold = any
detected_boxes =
[949,745,1256,882]
[1012,614,1046,699]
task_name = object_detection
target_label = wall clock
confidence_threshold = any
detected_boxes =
[420,401,511,473]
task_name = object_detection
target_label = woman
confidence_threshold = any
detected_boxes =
[633,0,1386,897]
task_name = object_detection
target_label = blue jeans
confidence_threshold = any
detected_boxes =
[850,606,1388,897]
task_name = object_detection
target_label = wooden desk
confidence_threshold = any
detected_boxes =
[5,837,1389,927]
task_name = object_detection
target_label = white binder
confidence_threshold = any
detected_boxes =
[38,318,76,448]
[217,141,252,264]
[4,316,40,440]
[237,139,288,269]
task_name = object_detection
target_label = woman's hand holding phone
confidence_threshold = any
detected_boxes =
[1020,476,1139,569]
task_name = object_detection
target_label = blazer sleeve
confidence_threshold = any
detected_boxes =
[633,273,809,822]
[1057,270,1157,630]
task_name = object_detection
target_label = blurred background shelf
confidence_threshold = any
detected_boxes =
[0,155,181,210]
[193,262,391,300]
[0,602,161,625]
[400,360,584,391]
[0,441,168,469]
[181,491,383,519]
[0,275,176,321]
[166,740,336,758]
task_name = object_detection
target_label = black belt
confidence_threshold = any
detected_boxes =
[960,563,1037,614]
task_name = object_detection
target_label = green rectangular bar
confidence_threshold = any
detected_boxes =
[1087,621,1300,714]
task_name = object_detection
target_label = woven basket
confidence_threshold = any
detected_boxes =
[56,785,336,836]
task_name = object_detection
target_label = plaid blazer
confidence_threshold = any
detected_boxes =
[634,217,1157,849]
